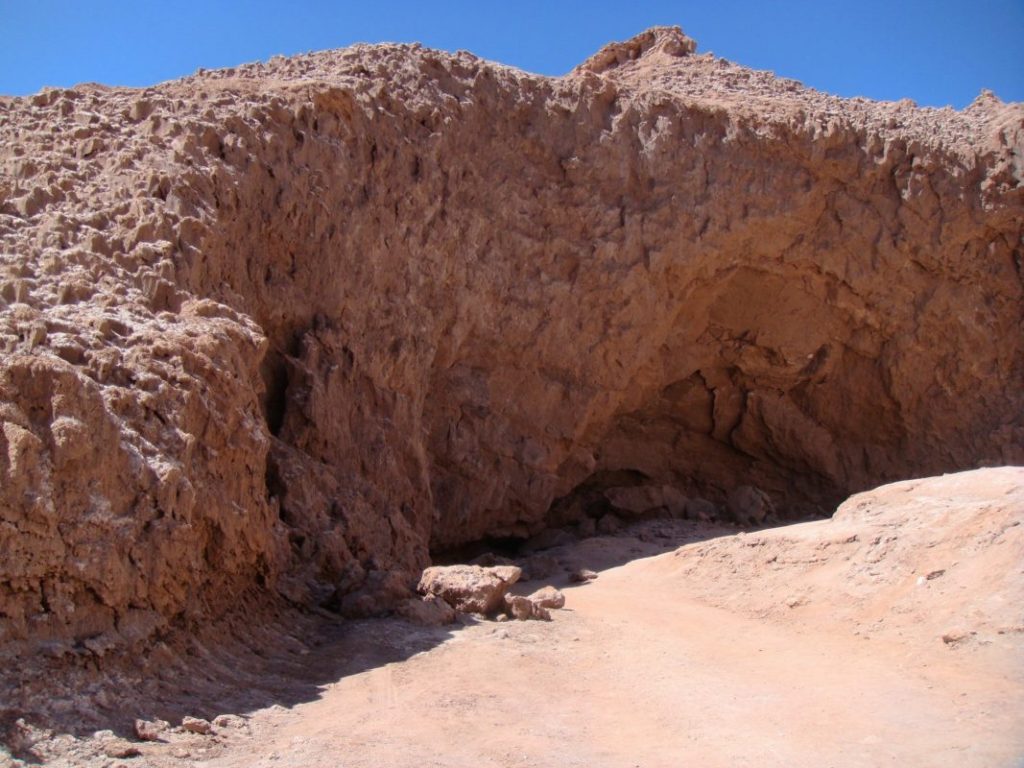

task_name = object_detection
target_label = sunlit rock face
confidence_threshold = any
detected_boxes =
[0,26,1021,657]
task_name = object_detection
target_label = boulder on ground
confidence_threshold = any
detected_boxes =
[181,716,212,735]
[504,594,552,621]
[212,714,247,730]
[102,739,141,759]
[133,718,170,741]
[528,586,566,610]
[418,564,522,615]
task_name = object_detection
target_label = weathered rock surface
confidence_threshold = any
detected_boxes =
[417,565,522,615]
[0,25,1022,685]
[133,718,169,742]
[180,716,213,736]
[503,594,552,621]
[100,737,141,759]
[528,586,566,610]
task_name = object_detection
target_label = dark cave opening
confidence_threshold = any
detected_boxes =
[262,352,290,438]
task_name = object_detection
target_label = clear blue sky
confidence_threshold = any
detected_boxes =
[1,1,1022,108]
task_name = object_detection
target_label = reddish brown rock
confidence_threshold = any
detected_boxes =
[212,714,247,730]
[101,739,142,759]
[528,586,567,610]
[417,565,522,615]
[180,716,212,736]
[0,26,1021,689]
[133,718,169,742]
[504,594,552,622]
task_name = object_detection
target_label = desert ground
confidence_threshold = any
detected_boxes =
[7,468,1021,768]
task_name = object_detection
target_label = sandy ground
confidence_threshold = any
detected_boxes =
[5,468,1023,767]
[196,573,1021,768]
[192,470,1024,767]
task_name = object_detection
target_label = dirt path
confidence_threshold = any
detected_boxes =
[8,470,1021,768]
[197,541,1023,768]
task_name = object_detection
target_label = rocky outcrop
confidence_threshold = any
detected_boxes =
[0,27,1022,669]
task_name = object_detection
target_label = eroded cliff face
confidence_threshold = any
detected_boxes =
[1,28,1022,660]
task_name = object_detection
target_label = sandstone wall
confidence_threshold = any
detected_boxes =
[1,28,1021,657]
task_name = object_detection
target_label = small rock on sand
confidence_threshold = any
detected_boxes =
[102,739,141,758]
[212,714,247,730]
[133,718,170,741]
[504,594,552,621]
[181,716,213,735]
[528,586,566,609]
[941,629,972,646]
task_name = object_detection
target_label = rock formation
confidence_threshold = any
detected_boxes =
[0,26,1021,680]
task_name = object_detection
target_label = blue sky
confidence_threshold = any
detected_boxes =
[1,1,1022,108]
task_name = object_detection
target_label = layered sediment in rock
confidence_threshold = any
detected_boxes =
[1,27,1021,663]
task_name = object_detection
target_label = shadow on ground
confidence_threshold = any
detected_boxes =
[1,516,768,763]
